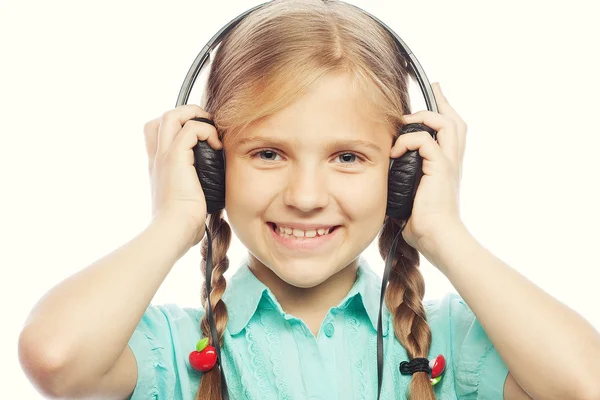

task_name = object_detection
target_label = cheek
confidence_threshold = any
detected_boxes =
[224,160,277,216]
[334,168,389,217]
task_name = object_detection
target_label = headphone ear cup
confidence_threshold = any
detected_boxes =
[191,118,226,214]
[386,122,437,220]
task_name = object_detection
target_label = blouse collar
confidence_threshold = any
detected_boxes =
[221,255,390,336]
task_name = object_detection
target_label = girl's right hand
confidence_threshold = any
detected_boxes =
[143,105,223,246]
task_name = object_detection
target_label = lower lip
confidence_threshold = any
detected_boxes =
[268,223,341,251]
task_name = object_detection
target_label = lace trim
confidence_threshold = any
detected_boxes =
[260,311,292,400]
[474,344,495,394]
[345,312,367,400]
[140,330,163,399]
[245,314,270,399]
[220,334,244,399]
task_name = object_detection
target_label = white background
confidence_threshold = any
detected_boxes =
[2,0,599,397]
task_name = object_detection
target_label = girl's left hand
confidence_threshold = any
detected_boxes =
[390,82,467,256]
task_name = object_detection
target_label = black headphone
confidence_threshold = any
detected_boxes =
[175,2,438,399]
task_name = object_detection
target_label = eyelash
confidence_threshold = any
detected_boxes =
[249,149,366,165]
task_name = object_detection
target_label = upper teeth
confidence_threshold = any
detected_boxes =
[275,224,332,238]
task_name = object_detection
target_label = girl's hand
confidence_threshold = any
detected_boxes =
[143,105,223,246]
[390,82,467,256]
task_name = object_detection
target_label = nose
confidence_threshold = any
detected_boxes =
[283,164,329,212]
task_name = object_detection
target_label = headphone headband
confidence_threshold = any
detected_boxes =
[175,1,438,114]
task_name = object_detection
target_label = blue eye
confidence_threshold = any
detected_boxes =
[255,150,281,161]
[336,152,358,164]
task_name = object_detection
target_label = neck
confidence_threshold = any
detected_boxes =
[247,255,359,333]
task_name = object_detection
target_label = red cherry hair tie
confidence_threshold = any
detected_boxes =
[189,337,218,372]
[399,354,446,386]
[187,223,222,375]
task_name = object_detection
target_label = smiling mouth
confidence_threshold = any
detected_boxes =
[267,222,341,239]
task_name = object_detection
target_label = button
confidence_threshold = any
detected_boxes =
[324,322,335,337]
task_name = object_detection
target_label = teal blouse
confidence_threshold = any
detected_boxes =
[127,257,509,399]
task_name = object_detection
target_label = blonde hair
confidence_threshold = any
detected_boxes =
[197,1,434,399]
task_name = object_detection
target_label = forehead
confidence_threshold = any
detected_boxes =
[236,73,393,145]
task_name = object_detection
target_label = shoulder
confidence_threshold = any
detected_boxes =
[128,303,206,369]
[423,293,492,356]
[135,303,205,333]
[129,303,205,358]
[422,293,509,399]
[424,291,464,310]
[424,292,475,329]
[127,303,205,400]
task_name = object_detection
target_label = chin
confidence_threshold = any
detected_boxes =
[267,257,341,288]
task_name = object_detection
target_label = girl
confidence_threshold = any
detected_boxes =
[18,0,600,399]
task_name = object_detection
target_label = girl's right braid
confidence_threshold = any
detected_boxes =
[195,210,232,400]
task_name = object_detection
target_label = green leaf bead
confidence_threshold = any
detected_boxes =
[430,376,442,386]
[196,337,209,352]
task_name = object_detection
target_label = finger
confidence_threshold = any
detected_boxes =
[143,117,161,169]
[165,119,220,165]
[431,82,466,129]
[391,131,448,169]
[157,105,213,158]
[402,111,459,167]
[431,82,467,168]
[402,109,456,137]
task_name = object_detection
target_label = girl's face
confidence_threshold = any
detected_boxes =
[225,72,394,288]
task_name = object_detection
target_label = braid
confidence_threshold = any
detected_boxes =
[195,210,232,400]
[379,217,436,400]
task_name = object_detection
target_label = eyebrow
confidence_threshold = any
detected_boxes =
[236,135,383,153]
